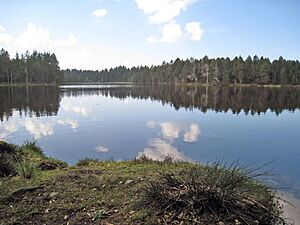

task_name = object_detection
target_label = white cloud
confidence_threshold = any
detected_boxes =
[0,25,5,32]
[57,119,79,130]
[138,138,189,161]
[184,123,201,142]
[95,145,109,152]
[0,23,159,70]
[147,21,183,43]
[91,9,107,17]
[135,0,196,24]
[22,119,54,139]
[160,21,183,43]
[185,21,203,41]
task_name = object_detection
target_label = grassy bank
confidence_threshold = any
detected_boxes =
[0,141,286,225]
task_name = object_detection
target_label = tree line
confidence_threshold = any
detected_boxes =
[64,56,300,85]
[0,49,63,84]
[1,49,299,85]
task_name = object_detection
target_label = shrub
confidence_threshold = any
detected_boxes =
[39,159,68,170]
[76,157,99,166]
[139,162,285,225]
[15,159,36,179]
[20,140,44,155]
[0,141,18,177]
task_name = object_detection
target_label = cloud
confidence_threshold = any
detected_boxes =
[147,21,183,43]
[185,21,203,41]
[138,138,190,161]
[22,119,54,139]
[0,23,159,70]
[184,123,201,142]
[0,25,5,32]
[91,9,107,17]
[95,145,109,152]
[57,119,79,130]
[135,0,196,24]
[147,20,204,44]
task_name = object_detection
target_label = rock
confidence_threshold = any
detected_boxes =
[125,180,133,185]
[64,215,69,220]
[218,222,225,225]
[49,192,58,198]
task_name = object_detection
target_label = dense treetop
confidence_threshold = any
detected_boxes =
[1,48,299,85]
[0,49,63,84]
[64,56,300,85]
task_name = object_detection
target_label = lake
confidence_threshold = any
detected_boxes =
[1,85,300,210]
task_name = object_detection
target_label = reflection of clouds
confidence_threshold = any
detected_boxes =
[57,119,79,130]
[62,102,91,117]
[160,122,180,139]
[95,145,109,152]
[4,121,18,133]
[146,120,157,128]
[145,120,201,143]
[0,120,19,141]
[138,138,190,161]
[184,123,201,142]
[0,132,8,141]
[22,119,54,139]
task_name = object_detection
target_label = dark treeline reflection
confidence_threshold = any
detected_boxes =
[0,85,299,121]
[0,86,60,121]
[62,85,300,115]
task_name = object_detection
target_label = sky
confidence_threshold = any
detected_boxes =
[0,0,299,70]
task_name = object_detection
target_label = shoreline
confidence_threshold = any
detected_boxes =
[0,141,290,224]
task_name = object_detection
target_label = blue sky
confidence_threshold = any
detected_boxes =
[0,0,299,70]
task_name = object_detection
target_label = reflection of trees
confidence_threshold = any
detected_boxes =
[62,85,300,115]
[0,86,60,121]
[1,85,299,122]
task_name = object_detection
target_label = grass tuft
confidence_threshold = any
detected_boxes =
[15,159,36,179]
[139,161,285,224]
[76,157,99,166]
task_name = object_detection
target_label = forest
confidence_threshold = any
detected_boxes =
[0,49,63,84]
[64,56,300,85]
[1,48,300,85]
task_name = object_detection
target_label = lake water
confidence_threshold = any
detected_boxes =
[1,84,300,217]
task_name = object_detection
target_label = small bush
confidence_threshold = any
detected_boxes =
[0,141,18,177]
[15,159,36,179]
[20,140,44,155]
[39,159,68,170]
[134,154,154,163]
[76,157,99,166]
[139,162,285,224]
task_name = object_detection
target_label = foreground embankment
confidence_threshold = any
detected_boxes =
[0,141,287,224]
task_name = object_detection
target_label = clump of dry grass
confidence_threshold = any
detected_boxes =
[139,162,285,224]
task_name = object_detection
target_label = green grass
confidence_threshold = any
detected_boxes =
[0,142,286,224]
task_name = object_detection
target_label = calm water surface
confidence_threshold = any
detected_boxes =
[1,85,300,213]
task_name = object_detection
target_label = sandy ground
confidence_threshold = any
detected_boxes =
[281,193,300,225]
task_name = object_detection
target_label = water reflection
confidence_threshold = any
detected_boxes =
[0,85,300,122]
[141,121,201,161]
[0,86,60,121]
[138,138,190,162]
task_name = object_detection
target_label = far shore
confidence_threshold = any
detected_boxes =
[1,82,300,88]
